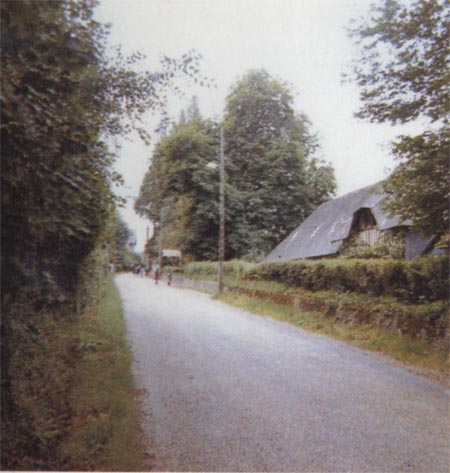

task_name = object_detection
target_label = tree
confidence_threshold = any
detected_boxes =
[348,0,449,236]
[135,113,219,260]
[108,212,141,271]
[223,69,336,259]
[384,130,449,237]
[137,74,335,262]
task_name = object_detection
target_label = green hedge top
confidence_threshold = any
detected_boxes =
[185,260,257,278]
[246,256,449,303]
[183,256,448,303]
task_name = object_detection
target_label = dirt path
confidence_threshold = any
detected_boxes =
[116,273,449,472]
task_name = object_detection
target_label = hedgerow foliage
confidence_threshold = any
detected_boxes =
[185,260,257,279]
[184,256,448,304]
[1,249,109,471]
[1,0,205,304]
[246,257,449,304]
[1,0,206,468]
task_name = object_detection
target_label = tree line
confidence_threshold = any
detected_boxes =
[136,0,449,265]
[135,70,336,262]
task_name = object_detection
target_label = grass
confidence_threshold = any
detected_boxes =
[215,292,449,376]
[60,276,145,471]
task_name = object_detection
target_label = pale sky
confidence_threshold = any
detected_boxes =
[95,0,422,252]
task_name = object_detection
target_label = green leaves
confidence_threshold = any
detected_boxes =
[136,71,336,262]
[223,69,336,259]
[2,1,213,468]
[2,0,210,298]
[383,129,450,236]
[348,0,449,237]
[250,256,449,303]
[135,115,219,260]
[350,0,449,124]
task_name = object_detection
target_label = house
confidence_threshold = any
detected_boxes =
[266,182,435,261]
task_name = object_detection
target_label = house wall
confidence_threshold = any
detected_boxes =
[340,226,407,258]
[356,227,401,247]
[357,228,381,246]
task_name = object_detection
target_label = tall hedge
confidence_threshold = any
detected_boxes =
[1,1,206,468]
[246,257,449,303]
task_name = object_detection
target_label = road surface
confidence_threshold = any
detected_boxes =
[116,273,449,472]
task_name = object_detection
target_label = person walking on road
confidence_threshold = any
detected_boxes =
[154,268,160,285]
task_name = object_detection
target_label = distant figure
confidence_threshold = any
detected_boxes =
[144,266,150,277]
[154,268,160,285]
[167,272,172,286]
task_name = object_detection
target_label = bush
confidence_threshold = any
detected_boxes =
[184,260,257,279]
[246,256,448,303]
[1,246,110,470]
[341,240,405,259]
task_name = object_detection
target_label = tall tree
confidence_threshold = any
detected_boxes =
[223,69,336,259]
[348,0,449,236]
[137,74,335,262]
[135,115,219,260]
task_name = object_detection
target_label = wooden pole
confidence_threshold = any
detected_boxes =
[158,208,164,272]
[218,126,225,293]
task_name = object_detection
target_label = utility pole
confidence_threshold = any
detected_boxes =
[218,126,225,293]
[146,225,151,267]
[158,208,164,272]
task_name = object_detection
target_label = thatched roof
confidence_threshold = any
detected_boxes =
[266,182,411,261]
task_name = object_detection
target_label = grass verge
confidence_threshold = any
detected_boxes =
[214,292,449,378]
[60,275,144,471]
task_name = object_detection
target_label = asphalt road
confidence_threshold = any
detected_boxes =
[116,273,449,472]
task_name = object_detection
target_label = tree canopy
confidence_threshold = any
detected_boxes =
[136,71,336,262]
[135,107,219,261]
[349,0,449,236]
[223,69,336,259]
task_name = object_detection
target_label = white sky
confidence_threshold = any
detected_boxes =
[95,0,422,252]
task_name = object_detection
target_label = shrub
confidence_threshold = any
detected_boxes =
[184,260,257,279]
[246,256,448,303]
[341,240,405,259]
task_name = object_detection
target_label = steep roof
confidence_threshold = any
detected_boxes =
[266,182,410,261]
